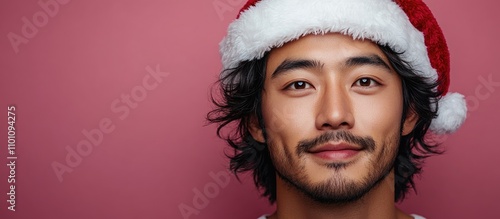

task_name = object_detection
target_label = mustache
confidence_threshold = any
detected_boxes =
[297,130,376,155]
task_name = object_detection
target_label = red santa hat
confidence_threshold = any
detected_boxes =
[219,0,467,134]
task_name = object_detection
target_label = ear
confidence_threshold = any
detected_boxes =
[402,110,418,136]
[248,115,265,143]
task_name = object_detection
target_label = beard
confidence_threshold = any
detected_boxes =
[270,130,399,204]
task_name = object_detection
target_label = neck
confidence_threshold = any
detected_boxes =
[269,171,412,219]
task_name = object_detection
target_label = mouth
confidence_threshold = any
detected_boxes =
[307,143,363,161]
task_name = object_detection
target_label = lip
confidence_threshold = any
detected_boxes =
[308,143,362,161]
[308,142,362,153]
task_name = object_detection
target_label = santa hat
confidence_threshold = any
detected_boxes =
[219,0,467,134]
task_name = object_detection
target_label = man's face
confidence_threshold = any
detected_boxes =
[250,33,415,203]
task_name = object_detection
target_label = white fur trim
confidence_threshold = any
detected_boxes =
[220,0,436,83]
[430,93,467,134]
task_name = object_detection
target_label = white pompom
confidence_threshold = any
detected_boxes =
[429,93,467,134]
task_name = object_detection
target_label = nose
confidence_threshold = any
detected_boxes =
[315,84,355,130]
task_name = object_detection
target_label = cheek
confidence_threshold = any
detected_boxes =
[353,89,403,139]
[261,91,315,148]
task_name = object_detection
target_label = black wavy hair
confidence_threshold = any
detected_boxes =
[207,44,442,203]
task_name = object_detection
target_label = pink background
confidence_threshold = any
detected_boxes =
[0,0,499,218]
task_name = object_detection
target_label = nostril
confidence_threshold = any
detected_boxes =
[322,121,350,129]
[339,122,350,127]
[321,123,332,128]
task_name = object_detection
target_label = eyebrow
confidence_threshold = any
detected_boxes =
[271,59,323,79]
[344,55,392,71]
[271,54,392,79]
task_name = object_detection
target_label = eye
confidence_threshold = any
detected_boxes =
[354,77,380,87]
[285,81,312,90]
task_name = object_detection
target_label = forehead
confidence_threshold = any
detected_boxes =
[266,33,388,74]
[269,33,382,58]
